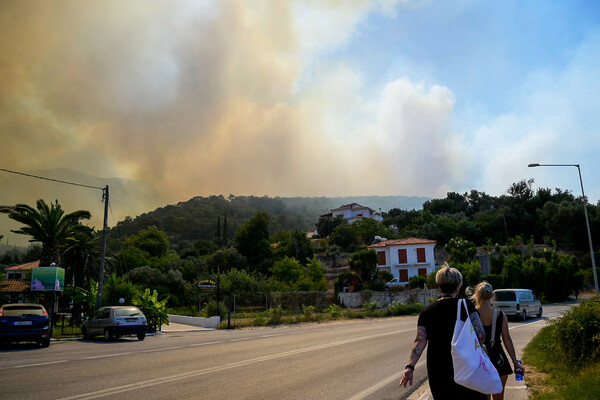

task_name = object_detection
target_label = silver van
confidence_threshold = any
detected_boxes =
[491,289,542,320]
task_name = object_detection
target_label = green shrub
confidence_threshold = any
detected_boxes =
[253,315,267,326]
[408,275,427,289]
[362,301,378,316]
[386,300,424,316]
[552,296,600,365]
[202,300,228,319]
[301,304,316,321]
[267,305,283,325]
[324,304,343,319]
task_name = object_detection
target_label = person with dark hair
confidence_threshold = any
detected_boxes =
[472,281,523,400]
[399,264,487,399]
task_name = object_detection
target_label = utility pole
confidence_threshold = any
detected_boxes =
[97,185,109,307]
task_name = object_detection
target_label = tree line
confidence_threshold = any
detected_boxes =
[1,178,598,314]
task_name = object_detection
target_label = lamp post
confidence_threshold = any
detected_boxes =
[528,163,599,293]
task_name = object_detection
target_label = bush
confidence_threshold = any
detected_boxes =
[202,300,228,319]
[361,301,378,316]
[408,275,427,289]
[324,304,343,319]
[552,296,600,365]
[267,305,283,325]
[301,304,316,321]
[386,301,424,316]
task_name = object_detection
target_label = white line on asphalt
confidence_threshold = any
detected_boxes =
[347,370,406,400]
[84,352,135,359]
[259,334,283,338]
[189,341,224,346]
[13,360,68,369]
[229,337,252,342]
[506,385,527,389]
[58,328,413,400]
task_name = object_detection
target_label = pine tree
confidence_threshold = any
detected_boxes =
[216,216,221,244]
[223,213,228,242]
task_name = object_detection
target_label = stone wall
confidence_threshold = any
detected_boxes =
[338,288,441,308]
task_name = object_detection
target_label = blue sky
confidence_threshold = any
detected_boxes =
[1,0,599,235]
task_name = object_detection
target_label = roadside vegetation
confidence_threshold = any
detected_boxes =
[523,296,600,399]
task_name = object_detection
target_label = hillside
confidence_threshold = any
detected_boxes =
[108,194,429,243]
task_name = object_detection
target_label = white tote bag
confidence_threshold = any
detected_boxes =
[451,299,503,394]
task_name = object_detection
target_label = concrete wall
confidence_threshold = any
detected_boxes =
[338,288,441,308]
[167,314,221,329]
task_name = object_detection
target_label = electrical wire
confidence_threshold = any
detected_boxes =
[0,168,105,191]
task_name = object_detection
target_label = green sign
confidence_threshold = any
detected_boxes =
[31,267,65,291]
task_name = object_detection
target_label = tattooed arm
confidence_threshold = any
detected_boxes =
[399,326,427,388]
[469,310,486,344]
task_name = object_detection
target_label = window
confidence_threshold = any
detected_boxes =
[416,248,426,263]
[399,269,409,282]
[398,249,408,264]
[377,251,387,266]
[418,268,427,277]
[7,273,20,280]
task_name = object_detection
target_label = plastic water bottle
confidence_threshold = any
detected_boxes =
[515,360,524,381]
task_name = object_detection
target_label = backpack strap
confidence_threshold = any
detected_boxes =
[490,308,497,346]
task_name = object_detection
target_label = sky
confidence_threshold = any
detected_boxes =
[1,0,600,243]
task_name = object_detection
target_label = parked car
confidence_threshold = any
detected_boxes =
[491,289,543,320]
[0,303,52,347]
[385,278,404,290]
[82,306,147,341]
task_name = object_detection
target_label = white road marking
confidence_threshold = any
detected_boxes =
[13,360,68,369]
[259,334,283,338]
[347,370,405,400]
[58,328,413,400]
[229,337,252,342]
[84,352,134,359]
[189,341,224,346]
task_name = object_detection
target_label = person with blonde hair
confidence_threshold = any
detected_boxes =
[471,281,524,400]
[399,264,487,399]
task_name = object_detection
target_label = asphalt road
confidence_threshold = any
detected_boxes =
[0,303,573,400]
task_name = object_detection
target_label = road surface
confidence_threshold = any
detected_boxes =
[0,303,572,400]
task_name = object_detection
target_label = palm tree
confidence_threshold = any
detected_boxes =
[0,199,91,267]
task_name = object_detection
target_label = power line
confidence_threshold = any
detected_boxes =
[0,168,104,191]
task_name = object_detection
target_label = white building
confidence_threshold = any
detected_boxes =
[368,237,436,284]
[326,203,383,224]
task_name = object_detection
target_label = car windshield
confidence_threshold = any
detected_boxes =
[2,306,45,316]
[115,307,142,317]
[494,291,517,301]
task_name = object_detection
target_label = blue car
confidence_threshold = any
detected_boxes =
[0,303,52,347]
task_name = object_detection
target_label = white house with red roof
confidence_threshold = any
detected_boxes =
[326,203,383,224]
[368,237,436,285]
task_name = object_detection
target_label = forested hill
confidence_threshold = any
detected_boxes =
[108,195,429,244]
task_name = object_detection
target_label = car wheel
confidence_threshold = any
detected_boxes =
[81,327,89,340]
[137,333,146,341]
[39,338,50,348]
[521,310,527,321]
[104,329,114,341]
[537,308,543,318]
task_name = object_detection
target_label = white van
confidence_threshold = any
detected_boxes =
[491,289,542,320]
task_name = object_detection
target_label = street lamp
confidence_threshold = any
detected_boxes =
[528,163,599,293]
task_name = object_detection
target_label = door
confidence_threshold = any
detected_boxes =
[418,268,427,277]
